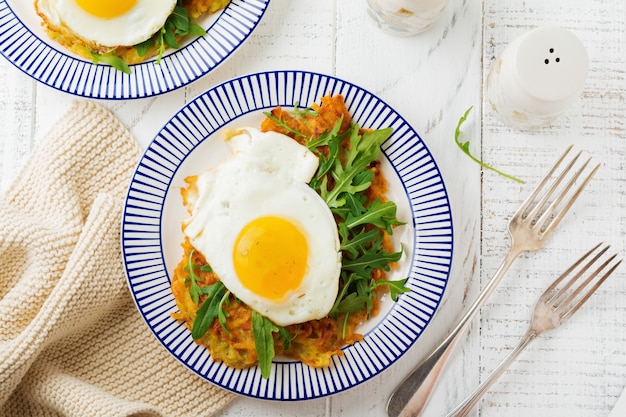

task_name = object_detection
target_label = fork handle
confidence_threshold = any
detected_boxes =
[387,246,523,417]
[445,329,537,417]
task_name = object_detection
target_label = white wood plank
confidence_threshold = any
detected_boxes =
[0,60,36,193]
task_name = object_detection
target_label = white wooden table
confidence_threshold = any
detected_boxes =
[1,1,625,416]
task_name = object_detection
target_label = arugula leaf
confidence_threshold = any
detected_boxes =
[132,3,207,65]
[329,272,359,316]
[376,277,411,301]
[163,20,179,49]
[342,246,403,274]
[169,6,190,35]
[320,126,393,208]
[89,50,130,74]
[306,119,343,151]
[217,290,231,336]
[278,326,297,350]
[455,107,524,183]
[308,120,346,191]
[338,225,380,259]
[345,198,406,234]
[292,101,320,117]
[262,111,308,138]
[252,311,278,379]
[191,281,227,340]
[189,22,207,37]
[335,292,371,314]
[184,250,203,304]
[134,38,153,57]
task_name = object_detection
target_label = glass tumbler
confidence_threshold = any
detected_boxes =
[367,0,449,37]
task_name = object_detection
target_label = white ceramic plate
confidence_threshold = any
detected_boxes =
[0,0,269,99]
[121,70,454,400]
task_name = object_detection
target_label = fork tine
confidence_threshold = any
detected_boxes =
[545,244,609,305]
[538,160,600,236]
[523,148,582,223]
[532,155,588,224]
[513,145,574,219]
[560,255,622,322]
[541,242,603,303]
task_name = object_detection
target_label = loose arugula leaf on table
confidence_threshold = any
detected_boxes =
[455,107,524,184]
[252,311,279,379]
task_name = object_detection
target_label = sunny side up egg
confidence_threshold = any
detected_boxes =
[34,0,176,47]
[181,128,342,327]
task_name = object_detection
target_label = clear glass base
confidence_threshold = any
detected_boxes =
[366,0,447,37]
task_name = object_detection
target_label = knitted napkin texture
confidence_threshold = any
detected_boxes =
[0,101,235,417]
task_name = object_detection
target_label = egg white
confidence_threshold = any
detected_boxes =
[34,0,176,47]
[182,128,342,327]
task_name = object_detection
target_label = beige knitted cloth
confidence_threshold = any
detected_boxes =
[0,101,235,417]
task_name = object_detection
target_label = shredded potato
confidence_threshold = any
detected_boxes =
[171,94,398,370]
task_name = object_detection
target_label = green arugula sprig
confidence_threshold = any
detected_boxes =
[251,311,278,379]
[455,107,524,183]
[89,49,130,74]
[262,110,308,139]
[135,2,206,64]
[183,250,231,337]
[191,280,227,340]
[316,125,394,208]
[184,249,214,305]
[305,121,409,335]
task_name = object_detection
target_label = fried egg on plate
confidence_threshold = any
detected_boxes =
[34,0,176,47]
[182,128,342,327]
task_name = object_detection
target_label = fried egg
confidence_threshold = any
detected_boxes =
[182,128,342,327]
[34,0,177,47]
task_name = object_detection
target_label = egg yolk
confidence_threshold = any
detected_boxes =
[233,216,308,300]
[75,0,138,19]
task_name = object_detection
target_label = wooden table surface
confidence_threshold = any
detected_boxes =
[1,1,625,416]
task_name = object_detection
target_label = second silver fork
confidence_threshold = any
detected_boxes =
[446,243,622,417]
[387,145,600,417]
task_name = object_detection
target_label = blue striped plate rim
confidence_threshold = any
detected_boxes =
[0,0,269,99]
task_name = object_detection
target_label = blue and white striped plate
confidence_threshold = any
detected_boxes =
[121,70,454,400]
[0,0,268,100]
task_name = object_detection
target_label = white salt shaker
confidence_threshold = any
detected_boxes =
[486,26,589,130]
[367,0,448,37]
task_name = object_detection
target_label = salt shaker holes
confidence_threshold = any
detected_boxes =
[545,48,561,64]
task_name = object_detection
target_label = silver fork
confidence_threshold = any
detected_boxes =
[387,145,600,417]
[446,243,622,417]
